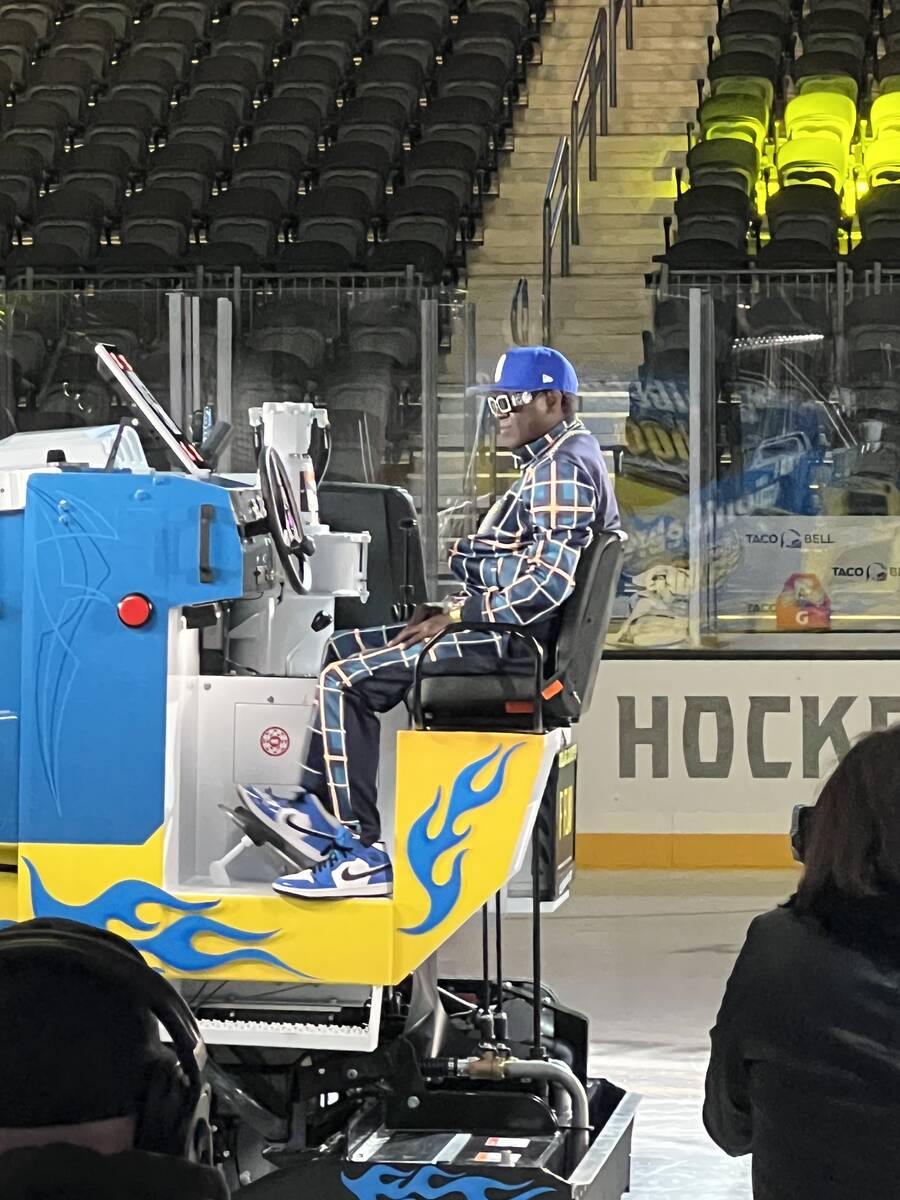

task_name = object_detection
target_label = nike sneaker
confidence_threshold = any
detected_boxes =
[236,786,339,863]
[273,828,393,899]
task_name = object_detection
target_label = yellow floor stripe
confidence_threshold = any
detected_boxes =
[575,833,799,870]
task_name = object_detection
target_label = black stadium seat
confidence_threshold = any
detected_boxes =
[385,185,461,257]
[205,187,285,256]
[230,143,306,209]
[337,96,408,158]
[105,57,178,124]
[190,56,260,121]
[451,13,523,74]
[291,13,358,69]
[210,14,284,74]
[145,143,218,210]
[373,14,443,74]
[48,17,117,79]
[31,186,106,261]
[83,98,155,166]
[59,145,132,218]
[0,0,57,41]
[404,141,478,210]
[253,96,321,158]
[151,0,212,39]
[72,0,137,41]
[1,101,69,172]
[421,97,493,160]
[308,0,372,39]
[367,238,447,283]
[318,142,391,207]
[21,60,95,124]
[0,146,43,218]
[270,55,342,117]
[167,97,239,170]
[294,187,372,257]
[277,240,359,271]
[121,187,194,257]
[131,16,196,76]
[353,56,424,116]
[0,19,40,89]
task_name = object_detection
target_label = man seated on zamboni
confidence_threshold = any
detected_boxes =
[240,346,620,899]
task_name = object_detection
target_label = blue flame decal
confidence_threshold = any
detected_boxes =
[342,1165,556,1200]
[400,744,523,936]
[24,859,307,977]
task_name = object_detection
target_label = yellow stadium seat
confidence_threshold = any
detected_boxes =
[784,91,857,149]
[869,92,900,142]
[863,136,900,187]
[700,93,770,154]
[776,135,848,190]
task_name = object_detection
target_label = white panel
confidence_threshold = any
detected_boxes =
[576,658,900,836]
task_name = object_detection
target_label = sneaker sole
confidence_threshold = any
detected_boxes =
[271,881,394,899]
[235,791,334,862]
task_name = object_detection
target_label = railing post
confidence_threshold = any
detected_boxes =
[609,1,618,108]
[587,41,597,180]
[625,0,634,50]
[570,98,580,245]
[542,197,552,344]
[562,145,571,279]
[599,9,609,135]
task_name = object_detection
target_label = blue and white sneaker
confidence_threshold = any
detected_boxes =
[236,786,339,863]
[273,827,393,899]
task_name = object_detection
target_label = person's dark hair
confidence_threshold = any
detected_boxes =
[795,726,900,914]
[562,392,578,419]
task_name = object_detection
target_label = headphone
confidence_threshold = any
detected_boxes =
[0,919,213,1164]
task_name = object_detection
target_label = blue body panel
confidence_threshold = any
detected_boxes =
[15,470,244,846]
[0,508,25,842]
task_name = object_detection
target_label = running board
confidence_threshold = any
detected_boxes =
[168,986,383,1052]
[198,989,383,1051]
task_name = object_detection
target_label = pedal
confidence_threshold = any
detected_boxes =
[219,805,309,871]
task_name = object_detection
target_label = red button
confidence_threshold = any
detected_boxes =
[117,593,154,628]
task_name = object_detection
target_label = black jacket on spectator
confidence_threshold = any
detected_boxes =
[705,891,900,1200]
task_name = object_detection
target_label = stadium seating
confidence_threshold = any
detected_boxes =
[0,0,547,285]
[654,0,900,275]
[0,0,552,483]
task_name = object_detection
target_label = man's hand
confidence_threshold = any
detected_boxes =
[387,612,454,650]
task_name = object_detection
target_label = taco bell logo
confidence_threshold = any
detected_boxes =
[867,562,889,582]
[781,529,802,549]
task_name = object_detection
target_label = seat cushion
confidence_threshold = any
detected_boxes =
[411,668,541,730]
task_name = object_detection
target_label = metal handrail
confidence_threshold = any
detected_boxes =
[570,6,608,247]
[510,275,530,344]
[542,136,571,344]
[541,0,640,340]
[570,0,636,245]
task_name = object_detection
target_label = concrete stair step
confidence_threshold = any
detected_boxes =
[496,179,677,202]
[497,155,677,178]
[480,222,662,246]
[481,210,665,231]
[470,242,657,264]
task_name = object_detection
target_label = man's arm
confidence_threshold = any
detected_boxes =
[461,457,599,626]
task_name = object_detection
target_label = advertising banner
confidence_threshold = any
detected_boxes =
[715,516,900,632]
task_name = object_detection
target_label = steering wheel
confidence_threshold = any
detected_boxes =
[258,444,315,595]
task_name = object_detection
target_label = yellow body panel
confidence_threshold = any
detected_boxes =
[16,731,553,986]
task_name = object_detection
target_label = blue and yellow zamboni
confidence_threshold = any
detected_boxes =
[0,344,635,1198]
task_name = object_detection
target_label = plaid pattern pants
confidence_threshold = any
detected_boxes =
[299,624,510,844]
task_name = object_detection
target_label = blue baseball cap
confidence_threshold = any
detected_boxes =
[475,346,579,395]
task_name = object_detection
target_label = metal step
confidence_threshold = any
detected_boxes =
[194,989,383,1051]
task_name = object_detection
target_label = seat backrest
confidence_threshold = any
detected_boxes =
[542,526,626,725]
[317,481,427,627]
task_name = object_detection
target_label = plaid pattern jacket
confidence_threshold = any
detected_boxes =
[449,418,619,627]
